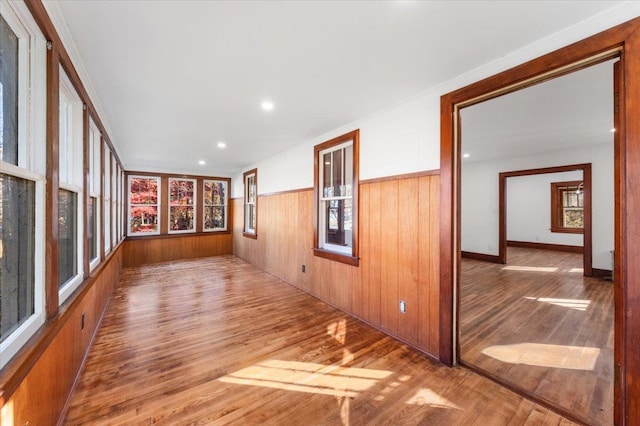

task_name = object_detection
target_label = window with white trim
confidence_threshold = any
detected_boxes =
[169,177,196,233]
[88,118,101,269]
[58,68,84,303]
[103,146,111,252]
[243,169,257,237]
[0,0,47,369]
[128,175,160,235]
[314,130,359,265]
[203,179,228,232]
[111,153,116,247]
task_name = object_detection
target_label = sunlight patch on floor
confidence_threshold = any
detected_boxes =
[568,267,584,273]
[482,343,600,370]
[502,265,558,272]
[405,388,461,410]
[218,359,393,397]
[524,296,591,311]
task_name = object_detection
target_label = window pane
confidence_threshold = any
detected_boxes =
[58,189,77,287]
[0,174,35,342]
[88,196,97,261]
[130,205,158,234]
[130,178,157,204]
[563,208,584,228]
[0,15,19,166]
[204,206,225,230]
[324,198,352,247]
[170,179,194,205]
[170,206,194,231]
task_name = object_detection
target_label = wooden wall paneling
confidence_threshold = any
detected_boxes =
[397,178,419,346]
[417,176,432,354]
[352,184,370,319]
[296,190,313,291]
[368,183,382,326]
[332,260,353,313]
[380,180,399,335]
[429,176,441,356]
[122,234,233,267]
[5,249,122,425]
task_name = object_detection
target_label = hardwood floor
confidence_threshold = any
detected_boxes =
[64,255,576,425]
[460,247,614,426]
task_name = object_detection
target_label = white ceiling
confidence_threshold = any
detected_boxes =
[461,59,615,163]
[48,1,626,176]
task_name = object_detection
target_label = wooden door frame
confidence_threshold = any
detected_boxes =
[498,163,592,276]
[439,17,640,425]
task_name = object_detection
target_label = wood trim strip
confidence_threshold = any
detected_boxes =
[506,240,583,254]
[460,251,503,264]
[260,187,314,197]
[45,39,60,320]
[360,169,440,185]
[0,242,123,403]
[312,248,359,267]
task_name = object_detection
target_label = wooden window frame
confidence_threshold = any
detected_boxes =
[127,175,161,236]
[243,168,258,239]
[313,130,359,267]
[168,177,197,234]
[550,180,584,234]
[203,179,229,232]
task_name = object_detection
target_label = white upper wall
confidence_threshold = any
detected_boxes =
[231,3,639,198]
[461,142,614,270]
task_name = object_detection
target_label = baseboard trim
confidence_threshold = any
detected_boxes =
[592,268,613,280]
[461,251,502,264]
[506,240,583,254]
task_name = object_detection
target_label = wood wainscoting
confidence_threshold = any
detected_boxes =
[122,232,233,267]
[1,245,123,426]
[233,173,441,358]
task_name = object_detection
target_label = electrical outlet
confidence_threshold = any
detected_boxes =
[81,313,85,330]
[302,265,306,273]
[399,300,406,313]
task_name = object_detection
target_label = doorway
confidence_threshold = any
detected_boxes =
[440,19,640,425]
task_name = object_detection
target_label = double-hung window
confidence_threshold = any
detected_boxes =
[0,0,47,368]
[203,179,228,232]
[103,146,111,251]
[314,130,359,265]
[243,169,257,238]
[128,175,160,235]
[169,178,196,233]
[550,180,584,234]
[88,118,101,269]
[58,69,84,303]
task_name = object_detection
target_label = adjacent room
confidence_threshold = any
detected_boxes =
[2,1,640,425]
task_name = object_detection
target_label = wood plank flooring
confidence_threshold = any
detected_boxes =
[64,255,576,425]
[460,247,614,426]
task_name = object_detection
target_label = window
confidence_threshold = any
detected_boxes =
[111,153,117,246]
[313,130,359,266]
[104,147,111,251]
[243,169,257,238]
[58,68,84,302]
[203,179,228,232]
[128,175,160,235]
[0,0,47,369]
[88,118,101,268]
[551,180,584,234]
[169,178,196,233]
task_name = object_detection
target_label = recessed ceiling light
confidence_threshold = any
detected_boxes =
[198,160,206,165]
[217,141,227,149]
[261,100,274,111]
[463,153,470,158]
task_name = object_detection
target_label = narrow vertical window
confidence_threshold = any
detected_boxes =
[58,68,84,302]
[168,178,196,233]
[243,169,257,238]
[88,118,101,267]
[203,179,228,232]
[128,175,160,235]
[313,130,359,266]
[103,146,111,251]
[0,1,47,368]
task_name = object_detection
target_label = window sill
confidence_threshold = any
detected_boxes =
[243,232,258,240]
[313,248,359,266]
[550,227,584,234]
